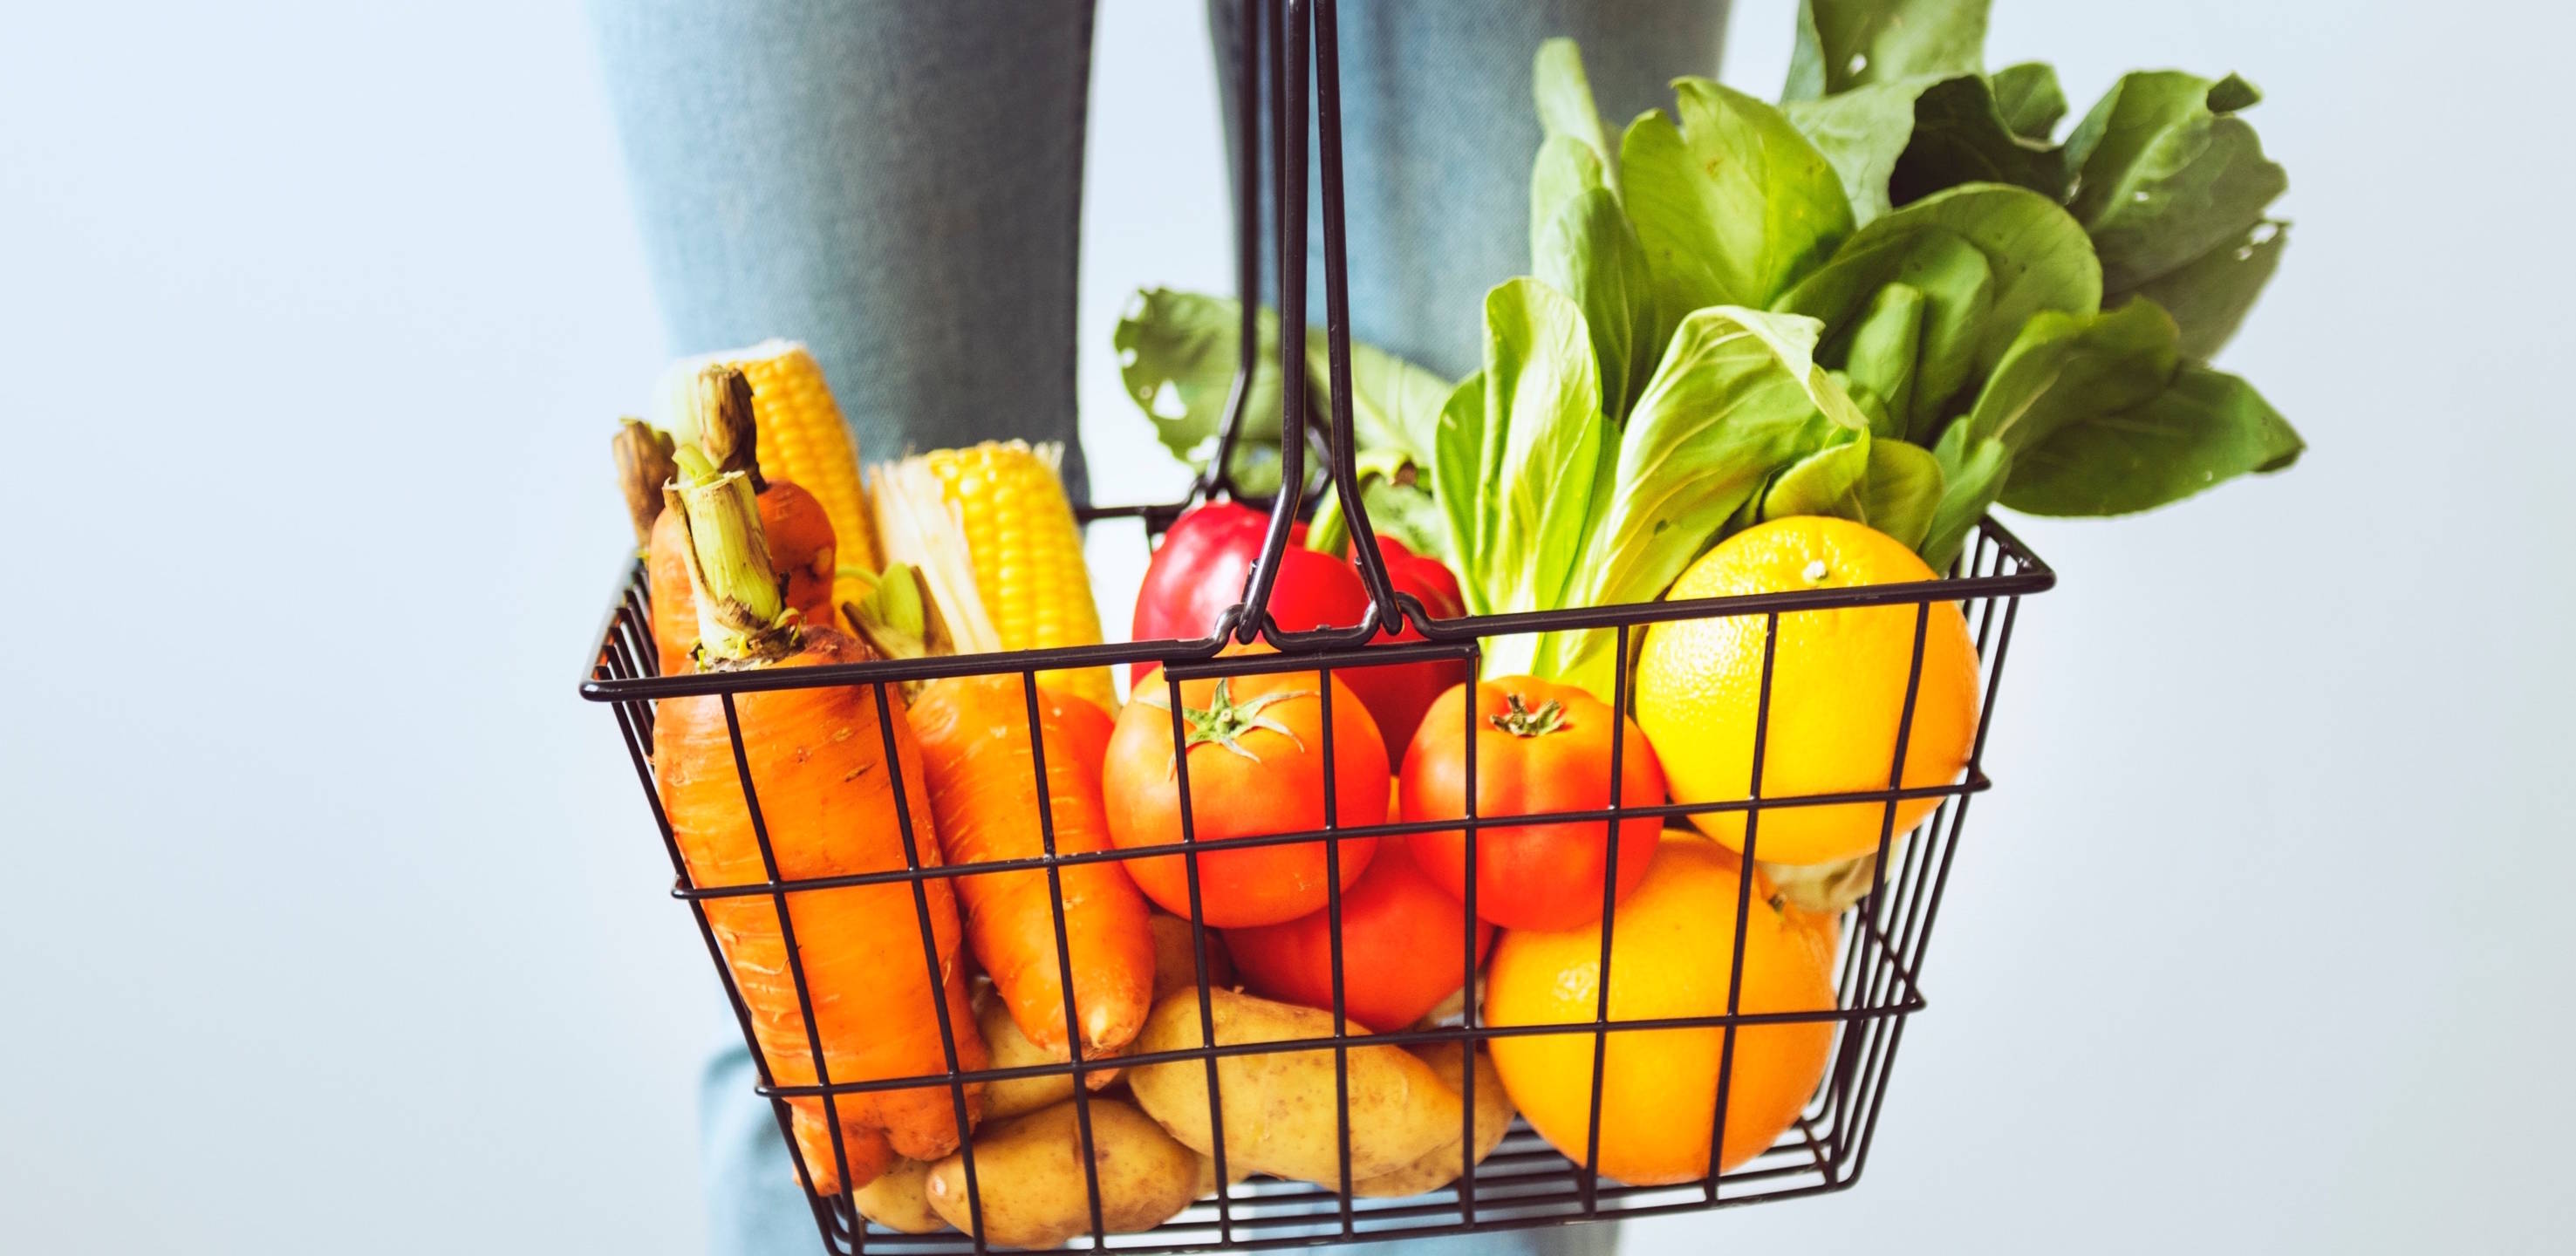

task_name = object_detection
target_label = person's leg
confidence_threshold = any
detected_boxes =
[1205,11,1733,1253]
[1208,0,1732,381]
[590,0,1096,494]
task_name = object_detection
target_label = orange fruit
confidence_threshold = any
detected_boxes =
[1634,516,1979,866]
[1485,836,1837,1184]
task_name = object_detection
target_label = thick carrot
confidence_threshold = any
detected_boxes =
[1041,686,1117,785]
[909,674,1155,1057]
[654,464,985,1195]
[633,367,836,676]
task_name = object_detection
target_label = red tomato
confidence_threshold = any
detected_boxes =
[1334,536,1471,754]
[1104,646,1387,927]
[1226,838,1493,1031]
[1403,677,1666,931]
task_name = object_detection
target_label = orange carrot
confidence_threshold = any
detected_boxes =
[654,462,984,1195]
[909,674,1155,1057]
[1041,686,1117,785]
[634,366,837,676]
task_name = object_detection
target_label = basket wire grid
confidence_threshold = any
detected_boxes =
[579,1,2054,1250]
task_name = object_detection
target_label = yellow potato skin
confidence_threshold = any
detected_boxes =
[1346,1041,1513,1198]
[850,1157,942,1234]
[924,1097,1198,1248]
[1123,988,1460,1185]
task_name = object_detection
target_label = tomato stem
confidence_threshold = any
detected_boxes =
[1488,693,1570,737]
[1171,678,1316,771]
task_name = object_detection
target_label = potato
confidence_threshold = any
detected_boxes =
[976,986,1120,1121]
[924,1097,1199,1248]
[850,1157,943,1234]
[1347,1041,1513,1198]
[1124,988,1459,1185]
[1147,912,1233,1001]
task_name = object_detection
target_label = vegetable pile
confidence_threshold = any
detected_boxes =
[599,3,2305,1244]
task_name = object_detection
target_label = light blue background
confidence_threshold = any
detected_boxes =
[3,2,2569,1253]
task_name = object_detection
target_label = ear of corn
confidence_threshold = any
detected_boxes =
[871,441,1116,711]
[659,340,879,612]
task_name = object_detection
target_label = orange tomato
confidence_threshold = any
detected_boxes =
[1102,647,1386,927]
[1402,677,1666,931]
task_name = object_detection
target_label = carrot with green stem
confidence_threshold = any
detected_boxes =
[631,365,837,675]
[653,459,985,1195]
[910,674,1155,1059]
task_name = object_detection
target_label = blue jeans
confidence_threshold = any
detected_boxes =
[591,3,1728,1252]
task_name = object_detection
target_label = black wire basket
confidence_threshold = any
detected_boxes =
[580,2,2053,1250]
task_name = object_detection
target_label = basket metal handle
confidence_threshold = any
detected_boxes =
[1203,0,1423,652]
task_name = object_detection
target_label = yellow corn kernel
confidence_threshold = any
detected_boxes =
[877,442,1114,710]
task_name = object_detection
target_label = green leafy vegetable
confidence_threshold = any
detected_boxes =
[1529,136,1610,267]
[1299,326,1451,470]
[1433,372,1488,612]
[1534,38,1617,187]
[1958,300,2178,455]
[2002,363,2300,516]
[1963,298,2300,517]
[1787,72,2059,226]
[2061,70,2287,345]
[1771,216,1998,441]
[1621,79,1855,322]
[1840,283,1928,433]
[1923,420,2010,571]
[1114,288,1283,493]
[1784,0,1989,100]
[1990,62,2067,140]
[2127,218,2287,361]
[1759,433,1945,550]
[1473,278,1609,669]
[1545,307,1869,691]
[1818,183,2103,374]
[1535,187,1658,419]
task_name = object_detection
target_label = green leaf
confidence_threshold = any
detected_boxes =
[1841,283,1926,434]
[1534,38,1616,187]
[2000,363,2302,516]
[2128,219,2287,359]
[2063,72,2288,296]
[1114,288,1284,491]
[1960,299,2180,457]
[1300,327,1452,469]
[1536,187,1659,419]
[1788,184,2101,395]
[1787,73,2060,226]
[1781,85,1918,226]
[1621,79,1855,323]
[1478,278,1609,627]
[1771,222,1996,440]
[1760,433,1945,550]
[1889,75,2065,205]
[1547,306,1867,692]
[1921,419,2010,571]
[1433,372,1488,614]
[1360,476,1449,565]
[1990,62,2067,140]
[1785,0,1991,100]
[1529,135,1610,270]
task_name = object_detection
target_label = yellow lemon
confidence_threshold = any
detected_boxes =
[1634,516,1978,866]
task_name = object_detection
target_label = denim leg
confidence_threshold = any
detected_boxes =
[1207,0,1733,381]
[589,0,1096,494]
